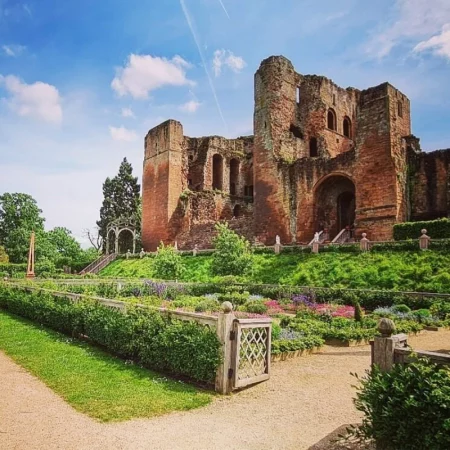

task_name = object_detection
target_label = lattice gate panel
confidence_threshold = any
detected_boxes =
[232,319,272,389]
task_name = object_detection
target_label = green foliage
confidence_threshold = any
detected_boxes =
[96,158,141,252]
[243,300,268,315]
[392,304,411,313]
[394,217,450,241]
[0,193,45,263]
[430,301,450,320]
[271,335,324,354]
[212,223,253,276]
[352,359,450,450]
[153,242,185,280]
[0,245,8,263]
[0,285,221,383]
[354,300,363,322]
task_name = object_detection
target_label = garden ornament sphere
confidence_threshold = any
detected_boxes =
[222,301,233,313]
[377,318,396,337]
[421,229,427,235]
[362,233,367,238]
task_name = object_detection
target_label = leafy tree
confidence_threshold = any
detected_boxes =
[212,223,253,276]
[0,193,45,263]
[0,245,9,263]
[153,242,185,280]
[96,158,141,252]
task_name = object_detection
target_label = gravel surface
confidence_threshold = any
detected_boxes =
[1,330,449,450]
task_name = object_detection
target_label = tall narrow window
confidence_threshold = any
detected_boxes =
[229,158,240,195]
[233,204,241,218]
[212,154,223,190]
[398,101,403,118]
[327,109,336,131]
[343,117,351,138]
[296,87,300,103]
[309,137,318,157]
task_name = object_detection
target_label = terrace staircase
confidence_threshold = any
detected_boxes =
[308,230,326,246]
[79,253,118,275]
[332,228,352,244]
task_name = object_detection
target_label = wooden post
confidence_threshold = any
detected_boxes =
[360,233,370,252]
[419,229,430,250]
[215,301,235,394]
[372,318,396,372]
[26,231,35,279]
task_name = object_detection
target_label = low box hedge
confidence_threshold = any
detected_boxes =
[393,217,450,240]
[0,284,221,384]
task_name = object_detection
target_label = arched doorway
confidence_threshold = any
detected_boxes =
[212,154,223,190]
[229,158,239,195]
[314,174,356,239]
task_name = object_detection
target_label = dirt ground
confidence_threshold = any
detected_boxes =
[1,330,449,450]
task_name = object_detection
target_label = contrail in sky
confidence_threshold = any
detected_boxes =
[179,0,228,132]
[218,0,230,18]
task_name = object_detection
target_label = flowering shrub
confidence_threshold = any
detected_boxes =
[264,300,284,315]
[313,303,356,318]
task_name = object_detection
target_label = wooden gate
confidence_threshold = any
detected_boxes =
[231,318,272,389]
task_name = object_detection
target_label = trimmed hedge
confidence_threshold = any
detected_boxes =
[393,218,450,240]
[0,285,221,383]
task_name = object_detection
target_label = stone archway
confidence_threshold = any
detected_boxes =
[314,174,356,240]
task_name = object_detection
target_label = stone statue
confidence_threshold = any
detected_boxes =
[275,235,281,245]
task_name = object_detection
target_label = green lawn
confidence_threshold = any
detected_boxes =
[0,311,212,422]
[100,251,450,293]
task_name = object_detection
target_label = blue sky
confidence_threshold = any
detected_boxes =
[1,0,450,246]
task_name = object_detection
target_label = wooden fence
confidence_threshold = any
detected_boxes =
[13,285,272,394]
[371,318,450,371]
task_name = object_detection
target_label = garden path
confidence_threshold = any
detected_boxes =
[1,330,449,450]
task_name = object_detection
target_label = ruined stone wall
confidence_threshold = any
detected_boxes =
[142,120,186,251]
[408,148,450,220]
[142,122,254,251]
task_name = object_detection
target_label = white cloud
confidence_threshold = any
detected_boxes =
[2,44,26,57]
[212,49,246,77]
[111,54,194,99]
[109,126,138,142]
[121,107,135,118]
[0,75,62,123]
[365,0,450,58]
[414,24,450,60]
[179,100,201,113]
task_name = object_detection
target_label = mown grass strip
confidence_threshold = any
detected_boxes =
[0,310,211,422]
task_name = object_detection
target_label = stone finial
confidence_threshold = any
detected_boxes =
[140,249,145,259]
[221,301,233,313]
[360,233,370,251]
[377,318,396,337]
[314,232,320,243]
[126,249,131,259]
[193,244,198,256]
[174,241,178,251]
[421,229,427,235]
[419,229,430,250]
[275,235,281,245]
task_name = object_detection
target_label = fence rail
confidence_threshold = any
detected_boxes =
[8,284,271,394]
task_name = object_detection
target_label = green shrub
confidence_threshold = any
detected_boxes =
[153,242,185,280]
[393,217,450,240]
[271,335,324,354]
[352,359,450,450]
[243,300,268,315]
[430,301,450,320]
[272,322,282,340]
[392,304,411,313]
[0,245,9,263]
[0,284,221,383]
[212,223,253,276]
[354,300,363,322]
[194,298,220,313]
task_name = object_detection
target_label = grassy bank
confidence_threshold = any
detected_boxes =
[100,251,450,293]
[0,311,211,422]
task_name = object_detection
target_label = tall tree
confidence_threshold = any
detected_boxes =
[96,158,141,252]
[0,193,45,263]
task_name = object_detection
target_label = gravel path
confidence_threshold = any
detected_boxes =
[1,330,449,450]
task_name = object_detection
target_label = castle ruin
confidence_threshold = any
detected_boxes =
[142,55,450,251]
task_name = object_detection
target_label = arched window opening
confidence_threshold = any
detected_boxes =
[290,124,303,139]
[309,137,318,157]
[233,204,241,218]
[229,158,240,196]
[398,101,403,118]
[343,117,351,138]
[327,109,336,131]
[212,154,223,190]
